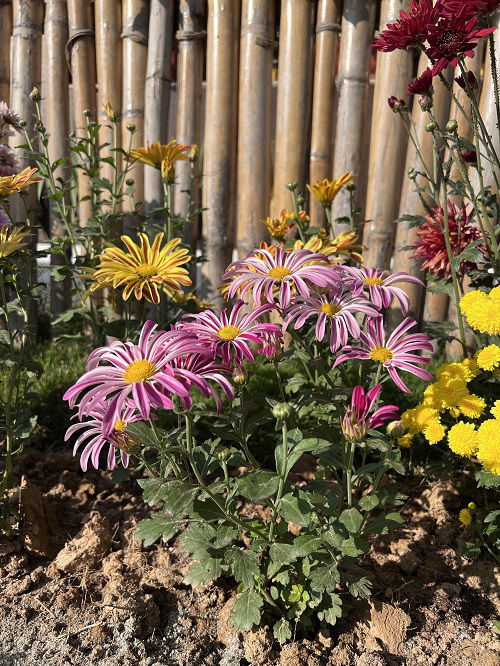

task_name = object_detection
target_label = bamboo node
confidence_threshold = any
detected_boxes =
[254,36,278,49]
[175,30,206,41]
[316,22,341,35]
[65,28,95,71]
[121,28,148,46]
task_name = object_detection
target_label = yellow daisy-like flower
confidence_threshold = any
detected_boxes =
[398,433,413,448]
[0,225,30,258]
[401,408,418,435]
[424,419,446,444]
[293,229,365,264]
[92,232,191,304]
[460,287,500,335]
[435,361,474,383]
[491,400,500,420]
[459,508,473,525]
[447,421,478,457]
[412,405,441,432]
[476,419,500,475]
[457,393,486,419]
[130,140,189,183]
[476,344,500,371]
[262,210,295,240]
[0,167,41,198]
[306,172,354,206]
[461,357,479,378]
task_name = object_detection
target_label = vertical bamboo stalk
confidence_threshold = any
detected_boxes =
[121,0,149,212]
[95,0,122,193]
[144,0,174,212]
[331,0,376,234]
[202,0,240,300]
[389,54,452,324]
[364,0,412,269]
[271,0,313,217]
[309,0,341,228]
[0,1,12,103]
[236,0,274,254]
[44,0,71,313]
[67,0,97,225]
[174,0,205,238]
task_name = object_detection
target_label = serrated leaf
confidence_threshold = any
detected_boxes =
[278,491,313,527]
[293,535,323,558]
[317,593,342,626]
[135,513,178,547]
[231,588,263,632]
[273,617,292,643]
[236,470,280,502]
[225,547,260,585]
[184,557,222,587]
[192,496,227,520]
[477,472,500,488]
[339,507,363,534]
[345,575,372,598]
[340,536,369,557]
[309,564,339,592]
[180,523,217,557]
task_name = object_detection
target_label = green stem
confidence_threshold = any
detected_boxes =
[345,440,356,508]
[268,420,288,543]
[487,27,500,141]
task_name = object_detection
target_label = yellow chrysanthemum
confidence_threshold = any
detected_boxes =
[130,140,189,183]
[263,210,295,240]
[424,419,446,444]
[293,229,365,264]
[457,393,486,419]
[447,421,478,457]
[92,232,191,304]
[413,405,440,431]
[401,408,418,435]
[461,357,479,378]
[398,433,413,448]
[476,419,500,475]
[0,167,41,197]
[306,172,354,206]
[491,400,500,420]
[0,225,30,258]
[476,344,500,371]
[459,508,473,525]
[435,361,474,383]
[460,287,500,335]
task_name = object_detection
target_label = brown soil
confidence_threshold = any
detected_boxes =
[0,451,499,666]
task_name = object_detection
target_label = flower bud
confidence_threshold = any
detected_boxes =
[388,96,399,110]
[345,181,356,192]
[29,87,41,102]
[445,119,458,133]
[125,178,134,187]
[104,102,120,123]
[272,402,293,421]
[83,108,92,118]
[408,168,417,180]
[425,121,437,132]
[419,95,433,111]
[215,446,231,462]
[188,144,198,161]
[127,123,136,133]
[286,182,298,191]
[454,71,477,91]
[461,149,477,165]
[296,196,305,206]
[19,119,27,129]
[34,120,45,133]
[467,501,476,511]
[232,363,248,385]
[386,420,404,438]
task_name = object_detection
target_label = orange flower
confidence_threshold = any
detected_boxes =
[306,173,354,206]
[262,210,295,240]
[130,140,190,170]
[0,167,41,198]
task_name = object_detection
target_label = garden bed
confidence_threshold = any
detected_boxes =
[1,451,498,666]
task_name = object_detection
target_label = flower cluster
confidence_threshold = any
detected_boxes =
[460,287,500,335]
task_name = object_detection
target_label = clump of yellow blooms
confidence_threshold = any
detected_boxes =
[459,508,473,525]
[293,229,365,264]
[459,287,500,335]
[400,348,499,476]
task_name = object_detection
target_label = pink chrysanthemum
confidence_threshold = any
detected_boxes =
[412,201,484,278]
[341,385,399,442]
[257,331,284,361]
[170,352,234,411]
[283,285,380,352]
[65,403,140,471]
[223,247,339,308]
[0,102,20,127]
[63,321,200,435]
[0,145,18,177]
[181,299,281,363]
[373,0,441,52]
[342,266,424,315]
[333,317,433,393]
[427,9,495,74]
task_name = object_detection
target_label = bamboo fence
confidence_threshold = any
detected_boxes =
[0,0,498,332]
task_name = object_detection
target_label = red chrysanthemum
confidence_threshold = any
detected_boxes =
[408,67,434,94]
[373,0,442,52]
[426,9,495,74]
[412,201,485,279]
[442,0,500,16]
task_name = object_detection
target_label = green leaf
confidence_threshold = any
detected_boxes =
[309,564,339,592]
[317,593,342,626]
[275,434,332,475]
[477,472,500,488]
[278,491,313,527]
[192,496,227,521]
[138,479,197,514]
[340,536,369,557]
[180,523,217,557]
[358,494,380,512]
[135,513,178,547]
[269,542,296,566]
[236,470,280,502]
[365,511,405,535]
[273,617,292,644]
[225,547,260,585]
[184,557,222,587]
[231,588,263,632]
[293,535,323,558]
[345,575,372,598]
[339,507,363,534]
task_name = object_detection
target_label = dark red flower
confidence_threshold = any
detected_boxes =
[388,96,406,111]
[454,70,479,89]
[442,0,500,16]
[426,9,495,74]
[412,201,484,278]
[373,0,442,52]
[461,149,478,164]
[408,67,434,94]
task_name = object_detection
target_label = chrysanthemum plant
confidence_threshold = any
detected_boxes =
[64,178,436,639]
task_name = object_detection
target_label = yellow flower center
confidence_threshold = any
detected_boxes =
[370,347,394,363]
[123,359,157,384]
[135,263,158,279]
[267,266,292,280]
[218,325,241,341]
[320,303,341,317]
[364,277,383,286]
[114,420,127,432]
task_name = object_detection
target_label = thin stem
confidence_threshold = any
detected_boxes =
[345,440,356,508]
[268,420,288,543]
[487,26,500,139]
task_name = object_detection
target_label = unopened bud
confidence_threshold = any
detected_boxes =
[461,149,477,165]
[345,181,356,192]
[387,420,404,438]
[83,108,92,118]
[104,102,120,123]
[127,123,136,133]
[408,168,417,180]
[286,182,298,191]
[216,446,231,462]
[232,363,248,385]
[468,502,476,511]
[388,96,405,112]
[272,402,293,421]
[419,95,433,111]
[19,119,27,129]
[34,120,45,133]
[446,119,458,133]
[425,121,437,132]
[125,178,134,187]
[296,196,305,206]
[29,87,41,102]
[188,144,198,161]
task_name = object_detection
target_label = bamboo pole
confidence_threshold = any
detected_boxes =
[331,0,376,234]
[144,0,174,213]
[174,0,205,240]
[95,0,122,195]
[0,1,12,103]
[389,54,452,325]
[44,0,71,313]
[121,0,149,214]
[202,0,240,300]
[364,0,412,270]
[67,0,97,225]
[309,0,341,228]
[235,0,275,255]
[271,0,313,217]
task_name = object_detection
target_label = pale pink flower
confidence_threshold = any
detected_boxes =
[341,385,399,442]
[170,352,234,411]
[342,266,424,315]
